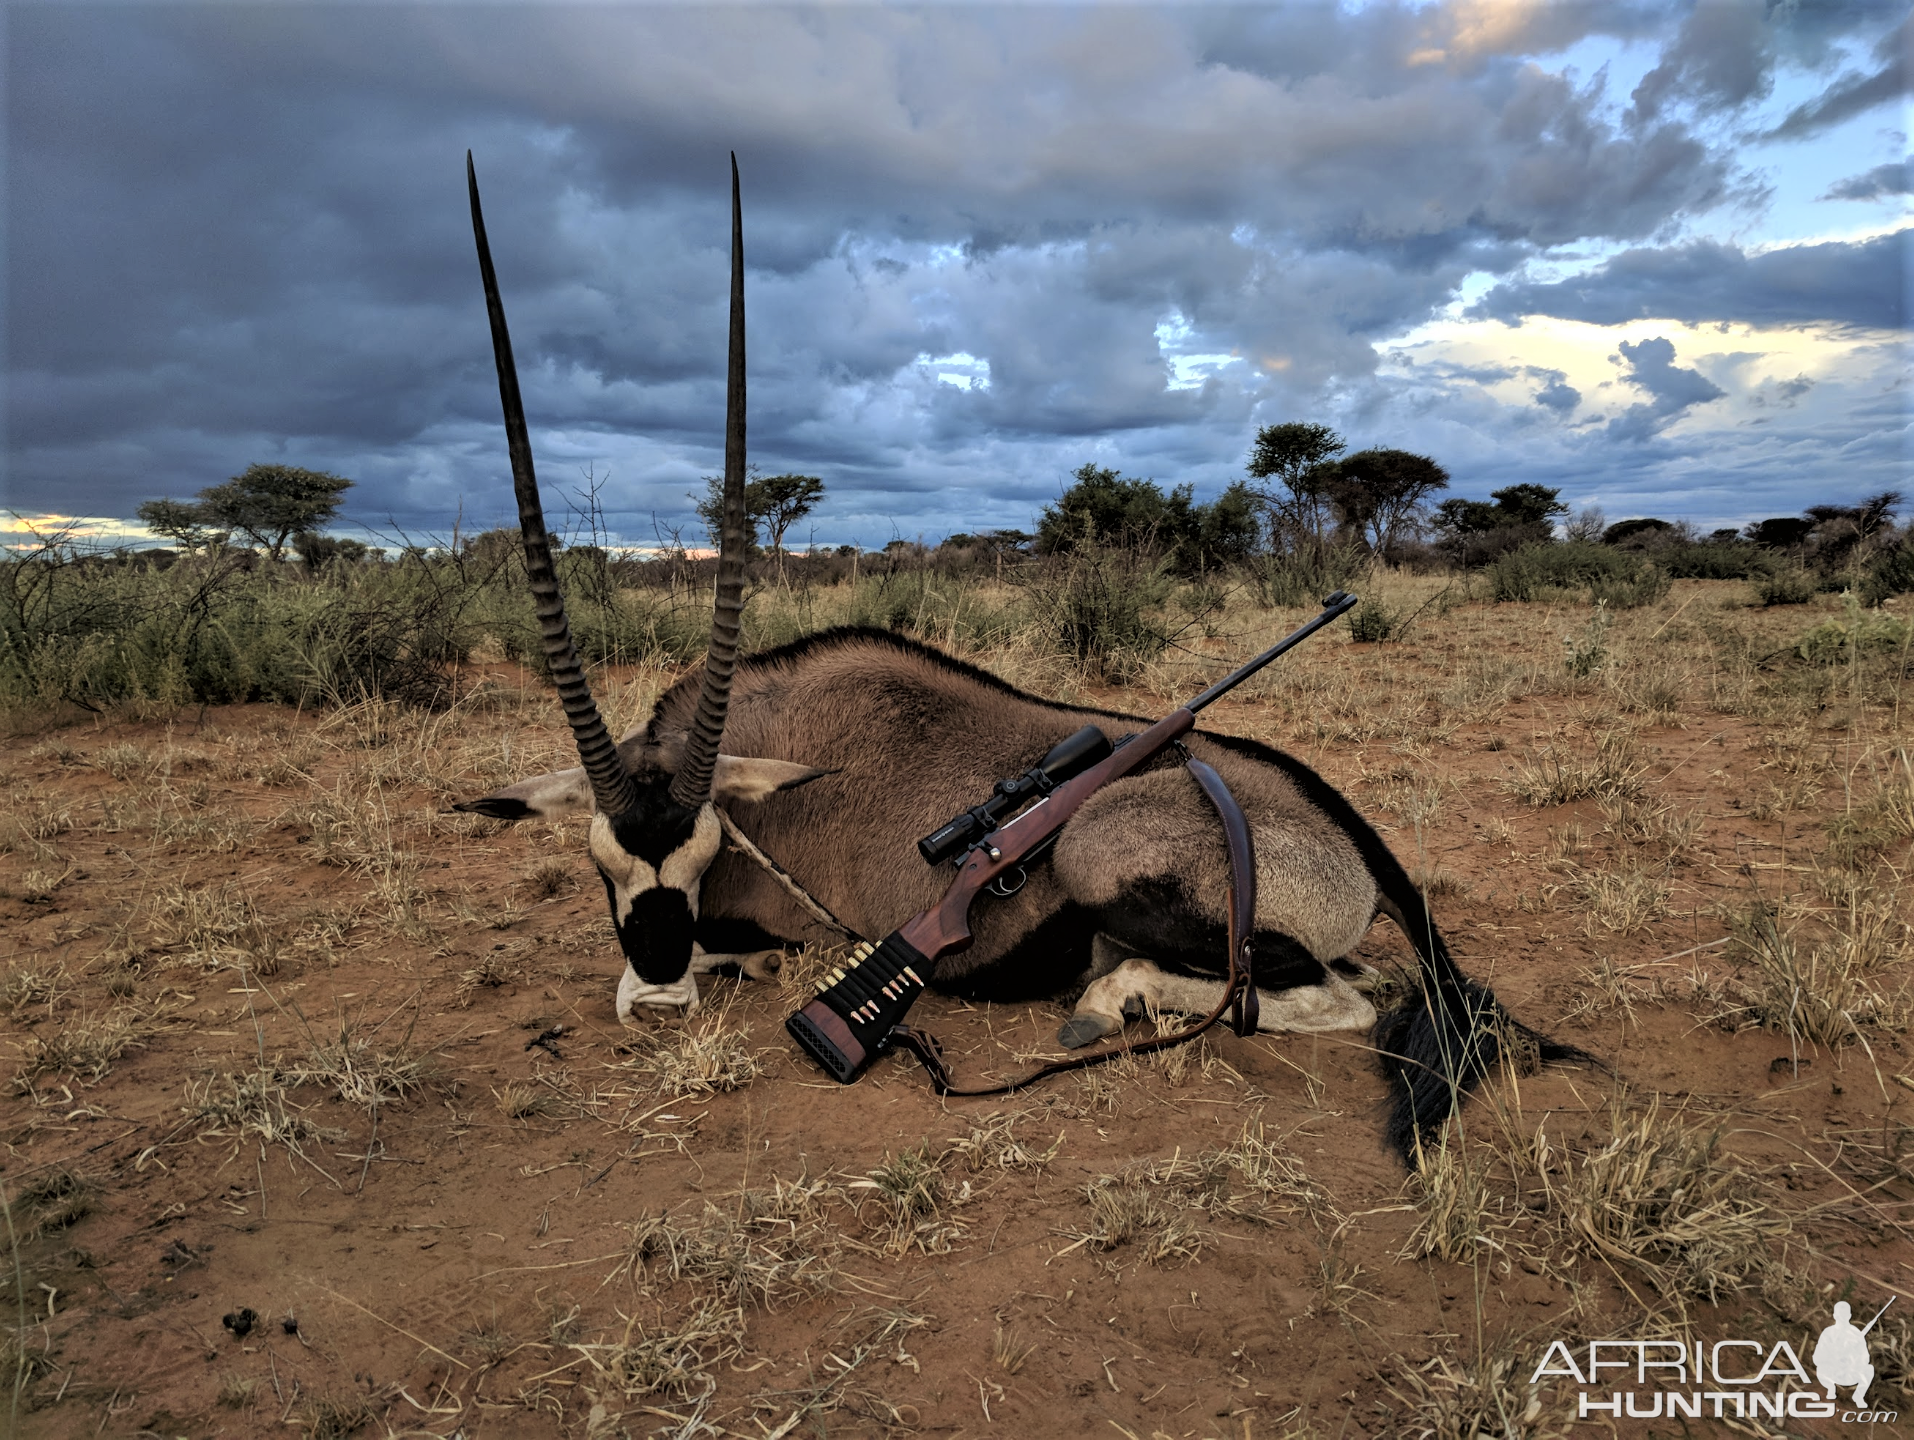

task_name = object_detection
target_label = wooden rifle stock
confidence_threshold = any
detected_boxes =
[785,592,1356,1084]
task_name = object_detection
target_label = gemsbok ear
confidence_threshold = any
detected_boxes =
[712,756,830,804]
[452,767,592,821]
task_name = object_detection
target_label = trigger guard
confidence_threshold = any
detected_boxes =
[987,866,1027,898]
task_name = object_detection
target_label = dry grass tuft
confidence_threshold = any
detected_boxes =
[1563,955,1667,1026]
[1061,1173,1209,1266]
[216,1373,258,1409]
[0,789,74,861]
[1410,866,1472,899]
[1549,1099,1791,1304]
[13,1007,162,1086]
[1501,730,1643,807]
[1379,1349,1565,1440]
[622,1015,762,1097]
[0,964,64,1016]
[1826,746,1914,867]
[624,1179,849,1309]
[1189,1116,1339,1229]
[992,1326,1035,1375]
[1722,889,1912,1044]
[457,947,528,992]
[13,1166,94,1240]
[1598,793,1702,864]
[570,1299,745,1402]
[521,858,577,900]
[494,1080,558,1121]
[298,1392,377,1439]
[282,1020,432,1113]
[945,1111,1062,1174]
[1569,863,1669,935]
[187,1069,345,1156]
[855,1143,966,1256]
[1403,1139,1496,1264]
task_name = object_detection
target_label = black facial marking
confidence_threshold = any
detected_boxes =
[603,783,702,868]
[607,882,698,985]
[695,915,790,954]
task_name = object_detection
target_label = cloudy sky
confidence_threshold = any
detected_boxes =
[5,1,1909,550]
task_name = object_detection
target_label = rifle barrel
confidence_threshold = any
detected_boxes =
[1185,591,1358,715]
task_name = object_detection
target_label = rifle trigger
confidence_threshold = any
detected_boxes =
[988,866,1027,898]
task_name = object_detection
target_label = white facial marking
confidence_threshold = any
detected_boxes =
[588,814,657,918]
[587,805,723,923]
[597,806,729,1023]
[659,804,722,896]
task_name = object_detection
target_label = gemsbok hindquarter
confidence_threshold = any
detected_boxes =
[456,153,1580,1164]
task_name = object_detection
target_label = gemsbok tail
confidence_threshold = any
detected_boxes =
[1372,877,1590,1162]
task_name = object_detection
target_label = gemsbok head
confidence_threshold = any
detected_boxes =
[461,153,822,1015]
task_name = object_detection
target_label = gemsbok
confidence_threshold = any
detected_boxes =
[456,153,1578,1163]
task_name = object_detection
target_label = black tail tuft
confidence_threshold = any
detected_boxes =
[1374,979,1595,1165]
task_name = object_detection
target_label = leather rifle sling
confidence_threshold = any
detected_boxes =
[889,756,1258,1097]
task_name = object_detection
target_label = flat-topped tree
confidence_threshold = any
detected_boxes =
[694,471,826,558]
[135,498,229,553]
[1320,448,1449,553]
[194,464,353,560]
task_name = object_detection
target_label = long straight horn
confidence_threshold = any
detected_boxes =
[669,153,748,811]
[468,152,638,819]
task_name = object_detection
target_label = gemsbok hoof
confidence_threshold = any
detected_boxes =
[1057,1014,1117,1049]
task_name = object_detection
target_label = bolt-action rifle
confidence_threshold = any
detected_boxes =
[786,590,1360,1084]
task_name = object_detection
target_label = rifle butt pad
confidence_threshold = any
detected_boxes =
[784,933,932,1084]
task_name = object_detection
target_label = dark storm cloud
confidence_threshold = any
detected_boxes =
[1471,231,1910,330]
[1605,336,1725,442]
[1823,158,1914,199]
[1630,1,1774,123]
[2,3,1905,543]
[1526,367,1581,413]
[1762,11,1910,140]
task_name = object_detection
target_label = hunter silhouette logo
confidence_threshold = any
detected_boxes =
[1815,1299,1891,1410]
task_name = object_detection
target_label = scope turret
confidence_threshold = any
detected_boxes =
[916,724,1112,866]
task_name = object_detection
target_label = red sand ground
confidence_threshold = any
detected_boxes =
[3,603,1910,1438]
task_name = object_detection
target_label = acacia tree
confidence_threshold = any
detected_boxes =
[136,464,351,559]
[1245,422,1345,546]
[135,498,228,553]
[1435,484,1568,536]
[754,474,826,558]
[1319,448,1449,552]
[693,471,826,558]
[191,464,352,560]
